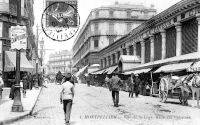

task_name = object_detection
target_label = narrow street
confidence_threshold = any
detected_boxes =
[8,83,200,125]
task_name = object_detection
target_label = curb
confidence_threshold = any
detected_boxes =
[0,87,43,125]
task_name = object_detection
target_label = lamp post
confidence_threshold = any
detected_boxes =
[12,0,23,112]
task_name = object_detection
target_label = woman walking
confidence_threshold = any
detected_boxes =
[22,73,28,98]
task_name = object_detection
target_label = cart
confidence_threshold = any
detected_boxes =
[159,75,183,103]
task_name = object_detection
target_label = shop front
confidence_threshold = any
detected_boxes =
[3,51,34,87]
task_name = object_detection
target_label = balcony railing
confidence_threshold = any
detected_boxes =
[0,2,28,17]
[91,30,101,36]
[106,30,117,36]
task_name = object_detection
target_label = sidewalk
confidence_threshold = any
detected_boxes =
[0,87,42,125]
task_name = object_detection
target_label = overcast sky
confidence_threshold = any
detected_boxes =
[33,0,181,63]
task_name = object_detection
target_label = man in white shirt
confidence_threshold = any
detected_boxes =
[60,73,75,124]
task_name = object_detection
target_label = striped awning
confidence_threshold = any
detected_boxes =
[4,51,34,72]
[187,61,200,72]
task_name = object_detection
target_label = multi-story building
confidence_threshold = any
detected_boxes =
[0,0,35,86]
[72,2,157,72]
[97,0,200,74]
[47,50,72,78]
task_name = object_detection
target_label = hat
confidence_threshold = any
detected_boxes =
[135,74,139,76]
[65,73,72,79]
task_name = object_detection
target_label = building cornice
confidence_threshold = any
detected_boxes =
[98,0,200,58]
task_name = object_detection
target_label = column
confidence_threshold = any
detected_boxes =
[160,30,166,59]
[103,58,105,68]
[132,42,137,56]
[140,40,145,64]
[197,14,200,52]
[175,22,182,56]
[107,56,109,67]
[120,49,123,55]
[150,35,155,62]
[115,52,118,64]
[126,46,130,55]
[111,54,113,65]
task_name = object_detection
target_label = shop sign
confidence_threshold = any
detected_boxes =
[11,25,27,50]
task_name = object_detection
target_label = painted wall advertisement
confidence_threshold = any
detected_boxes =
[11,25,27,50]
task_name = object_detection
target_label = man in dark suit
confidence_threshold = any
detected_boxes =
[109,72,122,107]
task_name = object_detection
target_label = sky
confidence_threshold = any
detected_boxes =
[33,0,182,64]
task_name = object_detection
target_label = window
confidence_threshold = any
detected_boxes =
[96,11,99,18]
[94,23,98,31]
[127,23,132,33]
[109,23,114,33]
[109,11,113,17]
[109,38,114,44]
[127,12,131,18]
[94,40,99,48]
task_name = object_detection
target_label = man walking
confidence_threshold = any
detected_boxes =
[60,73,75,124]
[109,72,122,107]
[85,74,90,87]
[134,74,140,98]
[127,73,134,97]
[105,75,110,88]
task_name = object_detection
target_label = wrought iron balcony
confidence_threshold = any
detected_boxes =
[91,30,101,36]
[106,30,117,36]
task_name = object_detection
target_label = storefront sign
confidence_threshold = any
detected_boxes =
[11,25,27,50]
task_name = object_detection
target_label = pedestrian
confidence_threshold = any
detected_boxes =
[109,72,123,107]
[85,74,90,87]
[22,73,28,98]
[33,74,39,89]
[9,75,16,100]
[134,74,140,98]
[60,73,75,125]
[105,75,110,89]
[44,75,49,88]
[0,73,4,100]
[127,73,134,97]
[29,73,33,90]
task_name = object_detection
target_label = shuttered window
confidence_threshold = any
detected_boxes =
[145,38,150,63]
[136,42,141,57]
[182,18,198,55]
[166,27,176,58]
[154,33,162,61]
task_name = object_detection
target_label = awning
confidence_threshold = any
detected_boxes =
[133,68,152,74]
[4,51,34,72]
[187,61,200,72]
[154,62,193,73]
[107,66,118,74]
[75,65,88,77]
[92,69,106,74]
[124,68,151,75]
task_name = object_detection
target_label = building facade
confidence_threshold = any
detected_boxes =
[98,0,200,72]
[72,2,157,71]
[48,50,72,78]
[0,0,35,72]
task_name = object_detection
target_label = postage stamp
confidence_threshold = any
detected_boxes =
[41,1,80,41]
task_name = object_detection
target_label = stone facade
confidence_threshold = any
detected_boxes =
[98,0,200,72]
[48,50,72,78]
[72,2,157,71]
[0,0,35,73]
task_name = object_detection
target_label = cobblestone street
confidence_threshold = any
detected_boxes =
[8,83,200,125]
